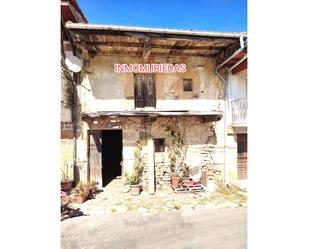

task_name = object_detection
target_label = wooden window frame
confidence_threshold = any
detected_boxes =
[134,74,156,108]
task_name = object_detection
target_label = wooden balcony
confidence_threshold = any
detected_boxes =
[231,98,247,126]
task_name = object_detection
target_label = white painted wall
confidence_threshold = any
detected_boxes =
[228,70,247,101]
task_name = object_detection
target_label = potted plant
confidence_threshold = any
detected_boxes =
[87,179,98,195]
[61,161,73,191]
[72,182,90,204]
[127,174,141,195]
[165,126,185,187]
[126,141,143,195]
[182,164,193,187]
[171,173,181,187]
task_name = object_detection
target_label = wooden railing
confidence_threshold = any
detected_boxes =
[231,98,247,125]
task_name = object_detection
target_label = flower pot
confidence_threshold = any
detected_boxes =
[183,178,194,187]
[75,195,87,204]
[171,176,181,187]
[61,180,72,191]
[130,185,141,196]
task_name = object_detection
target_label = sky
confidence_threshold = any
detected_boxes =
[77,0,247,32]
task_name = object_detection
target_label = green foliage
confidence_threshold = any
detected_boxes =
[72,182,90,197]
[88,179,97,186]
[61,161,73,181]
[165,126,185,176]
[126,174,139,185]
[61,55,75,109]
[126,141,143,185]
[182,163,190,178]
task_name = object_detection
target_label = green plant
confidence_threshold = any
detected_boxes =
[61,55,75,108]
[87,179,98,193]
[126,141,143,185]
[126,174,139,185]
[165,126,185,177]
[182,163,190,178]
[72,182,90,197]
[61,161,73,181]
[88,179,97,186]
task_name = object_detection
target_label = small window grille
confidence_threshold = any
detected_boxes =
[183,79,193,91]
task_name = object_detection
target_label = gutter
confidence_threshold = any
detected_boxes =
[214,35,246,185]
[65,23,247,39]
[215,34,246,83]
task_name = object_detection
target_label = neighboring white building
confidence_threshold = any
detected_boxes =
[223,50,247,187]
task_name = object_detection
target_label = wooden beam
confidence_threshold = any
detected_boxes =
[232,59,247,75]
[86,50,214,58]
[74,41,227,51]
[70,29,238,43]
[214,42,240,66]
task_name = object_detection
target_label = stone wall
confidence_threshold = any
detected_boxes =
[83,115,225,189]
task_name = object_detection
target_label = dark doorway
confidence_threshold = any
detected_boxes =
[101,130,123,187]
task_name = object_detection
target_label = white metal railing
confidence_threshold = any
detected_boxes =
[231,98,247,125]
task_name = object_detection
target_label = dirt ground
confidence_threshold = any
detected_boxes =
[62,179,247,219]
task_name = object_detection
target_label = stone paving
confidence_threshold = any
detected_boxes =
[67,179,247,216]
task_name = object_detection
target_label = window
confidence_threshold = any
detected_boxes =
[135,74,156,108]
[183,79,193,91]
[154,138,165,152]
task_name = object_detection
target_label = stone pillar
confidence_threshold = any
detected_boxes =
[147,137,155,194]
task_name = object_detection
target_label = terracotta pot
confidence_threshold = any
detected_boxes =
[75,195,87,204]
[183,178,194,187]
[171,176,181,187]
[130,185,141,196]
[61,180,72,191]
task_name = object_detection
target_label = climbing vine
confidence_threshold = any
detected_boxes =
[165,126,185,176]
[61,55,75,109]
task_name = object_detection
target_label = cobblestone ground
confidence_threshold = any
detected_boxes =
[65,179,247,217]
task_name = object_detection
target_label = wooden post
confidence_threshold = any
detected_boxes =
[147,137,155,195]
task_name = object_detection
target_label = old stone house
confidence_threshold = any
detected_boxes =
[63,22,247,193]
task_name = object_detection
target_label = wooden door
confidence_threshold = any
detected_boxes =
[88,130,102,187]
[135,75,145,108]
[237,134,247,180]
[144,75,156,107]
[134,74,156,108]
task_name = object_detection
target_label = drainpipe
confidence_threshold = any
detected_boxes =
[215,35,245,185]
[72,73,79,185]
[215,34,245,84]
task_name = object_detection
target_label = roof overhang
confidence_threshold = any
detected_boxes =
[61,1,88,23]
[65,23,246,62]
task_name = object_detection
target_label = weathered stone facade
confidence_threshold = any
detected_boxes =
[71,53,232,190]
[81,115,225,190]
